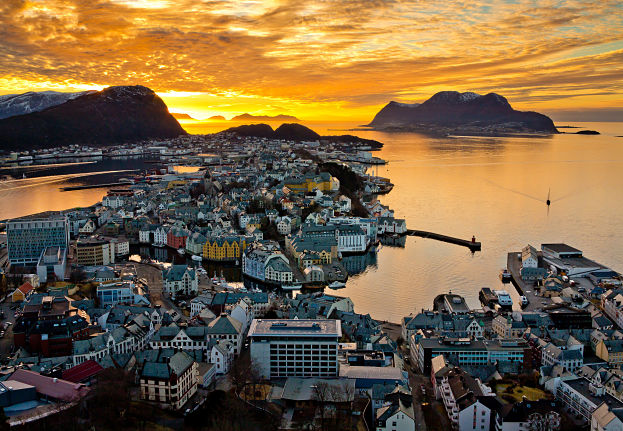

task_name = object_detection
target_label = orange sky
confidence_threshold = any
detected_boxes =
[1,0,622,121]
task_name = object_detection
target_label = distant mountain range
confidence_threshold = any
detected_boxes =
[208,115,226,121]
[0,90,96,120]
[223,123,383,148]
[369,91,558,134]
[0,86,186,150]
[231,113,300,122]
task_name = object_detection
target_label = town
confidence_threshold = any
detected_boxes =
[0,133,620,431]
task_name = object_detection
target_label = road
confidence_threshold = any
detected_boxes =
[0,299,17,358]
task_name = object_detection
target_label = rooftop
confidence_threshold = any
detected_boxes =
[248,319,341,337]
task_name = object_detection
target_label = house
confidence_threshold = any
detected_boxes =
[596,339,623,366]
[207,313,243,355]
[591,402,623,431]
[210,339,234,374]
[166,226,188,249]
[162,265,198,298]
[376,391,415,431]
[139,351,198,410]
[11,282,34,303]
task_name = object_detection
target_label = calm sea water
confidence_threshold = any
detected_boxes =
[4,121,622,321]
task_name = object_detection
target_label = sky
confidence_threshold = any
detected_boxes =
[1,0,622,121]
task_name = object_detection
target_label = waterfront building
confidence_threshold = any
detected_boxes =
[185,231,207,256]
[336,224,367,253]
[202,235,250,261]
[139,351,198,410]
[377,217,407,235]
[248,319,341,379]
[242,241,293,284]
[541,243,605,277]
[6,215,70,265]
[162,265,198,298]
[166,226,188,249]
[75,236,115,266]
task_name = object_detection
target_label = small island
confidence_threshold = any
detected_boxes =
[575,130,600,135]
[231,113,300,122]
[208,115,226,120]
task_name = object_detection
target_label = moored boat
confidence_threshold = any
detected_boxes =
[328,281,346,289]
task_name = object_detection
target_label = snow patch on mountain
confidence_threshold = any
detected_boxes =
[0,90,95,119]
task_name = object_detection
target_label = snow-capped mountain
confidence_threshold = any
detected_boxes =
[0,85,186,149]
[0,90,96,119]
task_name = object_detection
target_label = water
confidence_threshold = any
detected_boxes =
[0,157,158,220]
[5,121,623,322]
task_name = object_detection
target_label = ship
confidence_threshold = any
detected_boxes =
[494,290,513,310]
[328,281,346,289]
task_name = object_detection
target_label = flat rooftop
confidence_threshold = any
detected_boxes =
[248,319,341,337]
[542,243,582,254]
[564,377,623,409]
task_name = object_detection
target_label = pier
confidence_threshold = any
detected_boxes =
[405,229,481,251]
[60,182,130,191]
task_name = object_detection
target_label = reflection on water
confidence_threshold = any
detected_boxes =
[341,252,378,276]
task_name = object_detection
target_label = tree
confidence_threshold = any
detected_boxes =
[312,381,332,431]
[87,368,133,428]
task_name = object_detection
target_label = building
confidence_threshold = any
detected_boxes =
[553,377,623,424]
[596,339,623,366]
[207,314,244,355]
[6,215,70,265]
[375,392,416,431]
[248,319,341,379]
[139,351,198,410]
[411,336,528,374]
[11,282,34,303]
[97,281,148,307]
[75,236,115,266]
[492,316,527,338]
[162,265,198,298]
[166,226,188,249]
[591,402,623,431]
[242,242,294,284]
[541,243,604,277]
[202,235,249,261]
[36,246,67,283]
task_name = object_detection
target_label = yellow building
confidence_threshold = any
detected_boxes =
[283,173,337,193]
[203,236,249,261]
[596,340,623,365]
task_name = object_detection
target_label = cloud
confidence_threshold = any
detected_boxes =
[0,0,621,119]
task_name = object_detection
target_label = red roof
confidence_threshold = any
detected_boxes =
[62,360,104,383]
[17,282,34,295]
[10,369,89,401]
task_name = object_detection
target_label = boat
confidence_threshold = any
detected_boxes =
[494,290,513,309]
[177,248,186,255]
[520,296,529,307]
[191,255,202,262]
[500,269,512,283]
[328,281,346,289]
[211,271,226,285]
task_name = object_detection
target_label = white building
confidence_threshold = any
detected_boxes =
[140,351,197,410]
[248,319,341,379]
[162,265,198,298]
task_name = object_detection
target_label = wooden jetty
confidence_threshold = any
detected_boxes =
[405,229,481,251]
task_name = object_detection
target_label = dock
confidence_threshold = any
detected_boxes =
[405,229,481,251]
[60,182,130,191]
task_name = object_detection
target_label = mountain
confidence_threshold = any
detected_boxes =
[0,90,95,119]
[231,113,300,122]
[369,91,557,134]
[208,115,226,120]
[171,112,195,120]
[0,86,186,150]
[222,123,383,148]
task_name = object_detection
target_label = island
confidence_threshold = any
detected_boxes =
[230,113,300,122]
[170,112,196,120]
[368,91,558,136]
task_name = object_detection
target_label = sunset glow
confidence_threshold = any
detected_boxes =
[1,0,622,120]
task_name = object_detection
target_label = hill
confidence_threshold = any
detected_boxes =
[222,123,383,148]
[208,115,226,120]
[0,86,186,149]
[369,91,557,135]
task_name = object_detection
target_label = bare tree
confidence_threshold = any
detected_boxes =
[312,381,332,431]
